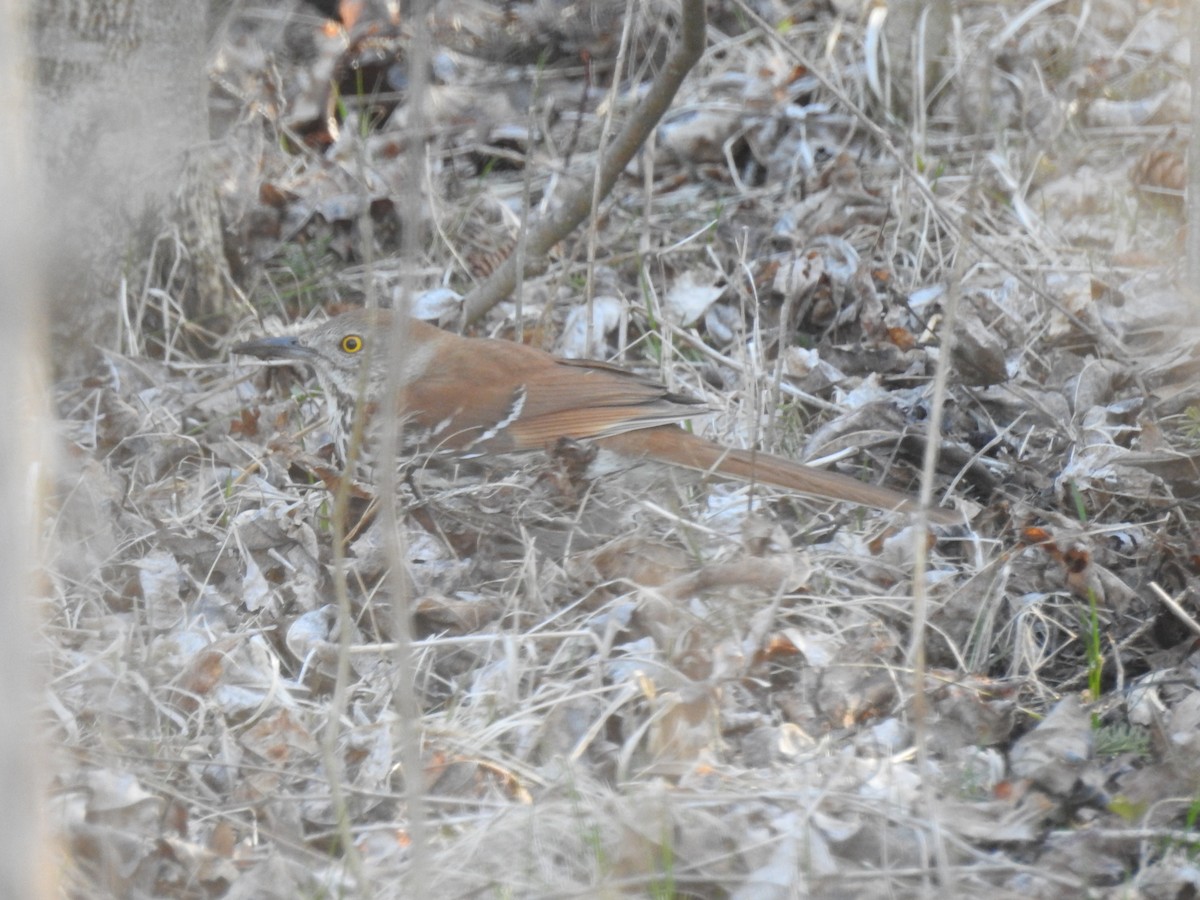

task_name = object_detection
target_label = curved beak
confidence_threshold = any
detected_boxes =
[232,335,315,362]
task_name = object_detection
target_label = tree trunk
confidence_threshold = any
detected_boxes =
[32,0,231,368]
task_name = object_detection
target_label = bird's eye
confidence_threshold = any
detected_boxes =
[340,335,364,354]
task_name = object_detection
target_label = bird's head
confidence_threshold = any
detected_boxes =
[233,309,398,401]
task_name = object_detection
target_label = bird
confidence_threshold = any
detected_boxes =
[233,309,959,523]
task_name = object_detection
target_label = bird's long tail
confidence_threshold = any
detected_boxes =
[598,426,959,524]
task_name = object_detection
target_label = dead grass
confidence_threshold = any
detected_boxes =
[43,0,1200,896]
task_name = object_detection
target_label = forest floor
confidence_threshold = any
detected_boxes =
[46,1,1200,897]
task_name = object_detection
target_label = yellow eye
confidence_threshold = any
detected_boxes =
[340,334,364,354]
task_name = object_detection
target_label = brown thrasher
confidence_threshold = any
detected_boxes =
[234,309,958,523]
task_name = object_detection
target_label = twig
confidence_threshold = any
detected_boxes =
[460,0,707,324]
[1149,582,1200,638]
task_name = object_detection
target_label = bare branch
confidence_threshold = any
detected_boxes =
[460,0,707,325]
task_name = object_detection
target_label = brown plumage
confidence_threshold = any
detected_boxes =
[234,309,959,523]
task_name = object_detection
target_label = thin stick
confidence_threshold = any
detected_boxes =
[461,0,707,324]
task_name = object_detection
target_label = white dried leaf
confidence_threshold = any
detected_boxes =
[1100,286,1190,334]
[772,252,823,301]
[1064,360,1121,421]
[877,526,925,568]
[345,721,395,790]
[233,507,290,552]
[558,296,623,358]
[933,797,1037,843]
[135,550,182,599]
[242,552,271,612]
[730,811,819,899]
[212,683,272,717]
[1127,671,1168,727]
[811,808,863,844]
[833,373,889,410]
[781,346,844,390]
[1086,81,1189,127]
[703,303,740,344]
[284,515,320,565]
[862,717,908,753]
[703,484,762,533]
[1059,444,1158,497]
[908,283,945,314]
[287,606,335,664]
[603,637,659,683]
[410,287,463,321]
[1010,695,1092,794]
[148,629,211,682]
[657,107,740,163]
[810,236,859,283]
[134,551,185,629]
[859,757,922,806]
[1168,691,1200,753]
[84,769,159,813]
[284,546,323,613]
[775,723,817,757]
[665,271,724,326]
[780,628,839,667]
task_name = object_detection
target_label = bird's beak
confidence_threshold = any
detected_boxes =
[232,335,315,362]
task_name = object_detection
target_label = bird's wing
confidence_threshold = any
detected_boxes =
[400,335,705,453]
